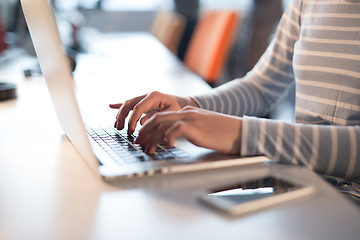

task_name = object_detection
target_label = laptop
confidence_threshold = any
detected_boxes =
[21,0,268,180]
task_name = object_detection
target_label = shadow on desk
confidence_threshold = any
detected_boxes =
[103,163,319,220]
[103,164,268,221]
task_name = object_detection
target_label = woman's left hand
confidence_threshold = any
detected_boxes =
[135,106,243,155]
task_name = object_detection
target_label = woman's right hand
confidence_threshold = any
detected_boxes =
[109,91,199,134]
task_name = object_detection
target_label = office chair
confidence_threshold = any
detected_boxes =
[184,11,240,85]
[151,10,186,54]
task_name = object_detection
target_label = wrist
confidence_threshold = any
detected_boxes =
[229,117,242,155]
[188,97,200,107]
[176,96,200,108]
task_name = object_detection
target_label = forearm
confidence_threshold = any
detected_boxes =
[192,78,279,117]
[192,0,301,117]
[241,117,360,180]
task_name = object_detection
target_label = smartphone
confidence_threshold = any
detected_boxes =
[197,175,315,216]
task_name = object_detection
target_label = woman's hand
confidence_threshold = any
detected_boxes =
[109,91,198,134]
[135,106,242,155]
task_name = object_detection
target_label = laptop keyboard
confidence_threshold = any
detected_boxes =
[86,126,189,165]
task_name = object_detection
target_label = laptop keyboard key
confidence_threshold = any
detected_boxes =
[87,126,189,164]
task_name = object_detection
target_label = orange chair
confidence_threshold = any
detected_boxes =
[184,11,240,84]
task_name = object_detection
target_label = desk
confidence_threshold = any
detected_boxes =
[1,33,360,240]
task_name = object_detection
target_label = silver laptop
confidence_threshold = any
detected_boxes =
[21,0,268,180]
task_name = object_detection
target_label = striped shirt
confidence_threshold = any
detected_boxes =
[193,0,360,180]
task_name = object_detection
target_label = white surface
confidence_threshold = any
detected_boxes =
[1,34,360,240]
[22,0,101,175]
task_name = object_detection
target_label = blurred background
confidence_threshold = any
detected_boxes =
[0,0,294,120]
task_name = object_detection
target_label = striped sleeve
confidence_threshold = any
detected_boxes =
[191,0,360,181]
[192,0,301,117]
[241,116,360,180]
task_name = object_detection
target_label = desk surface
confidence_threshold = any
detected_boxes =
[1,33,360,240]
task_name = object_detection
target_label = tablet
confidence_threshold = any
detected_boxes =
[197,175,315,216]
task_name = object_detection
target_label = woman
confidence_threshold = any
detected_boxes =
[110,0,360,200]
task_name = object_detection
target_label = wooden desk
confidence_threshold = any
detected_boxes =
[1,33,360,240]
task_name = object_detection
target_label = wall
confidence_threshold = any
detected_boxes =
[79,9,155,32]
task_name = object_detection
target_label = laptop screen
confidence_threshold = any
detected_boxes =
[21,0,100,174]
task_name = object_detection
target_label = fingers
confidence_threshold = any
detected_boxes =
[138,119,192,155]
[135,110,194,154]
[164,120,188,147]
[144,122,172,154]
[127,91,175,134]
[111,91,185,134]
[113,95,146,130]
[140,114,152,125]
[111,93,158,132]
[136,111,185,144]
[127,95,158,134]
[115,102,133,130]
[109,103,122,109]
